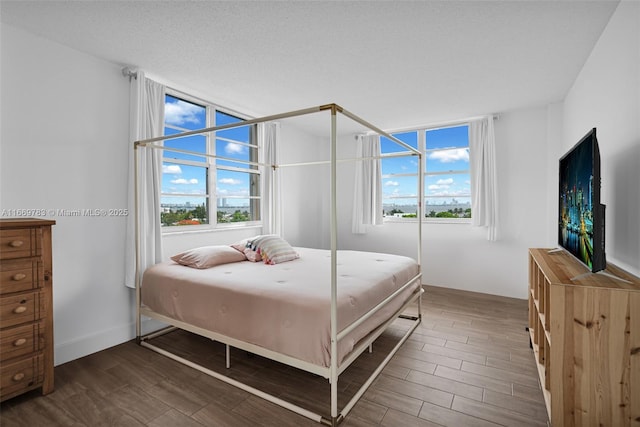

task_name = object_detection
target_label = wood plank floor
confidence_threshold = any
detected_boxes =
[0,286,549,426]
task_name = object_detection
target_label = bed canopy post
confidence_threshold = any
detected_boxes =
[418,142,424,320]
[329,104,340,426]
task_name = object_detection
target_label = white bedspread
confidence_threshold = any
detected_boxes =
[141,248,420,367]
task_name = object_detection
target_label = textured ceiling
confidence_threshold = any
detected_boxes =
[1,1,619,130]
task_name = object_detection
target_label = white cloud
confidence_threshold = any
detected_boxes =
[164,189,205,195]
[428,184,448,190]
[170,178,199,185]
[225,142,246,155]
[428,179,454,191]
[217,188,249,197]
[428,148,469,163]
[165,100,203,126]
[428,189,471,197]
[385,180,400,187]
[162,164,182,174]
[384,188,417,198]
[219,178,242,185]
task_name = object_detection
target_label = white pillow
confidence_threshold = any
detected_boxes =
[171,245,247,269]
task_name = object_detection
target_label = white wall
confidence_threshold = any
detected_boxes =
[560,0,639,276]
[544,102,565,245]
[0,24,134,365]
[278,122,330,249]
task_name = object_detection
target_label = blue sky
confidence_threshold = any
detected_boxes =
[382,126,470,206]
[161,96,253,207]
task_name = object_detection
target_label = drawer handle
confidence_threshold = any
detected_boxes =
[13,306,27,314]
[12,273,27,281]
[9,240,24,248]
[12,373,25,382]
[13,338,27,346]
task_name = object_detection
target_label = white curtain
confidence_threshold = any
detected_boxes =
[259,122,281,236]
[469,117,499,241]
[352,134,383,234]
[124,72,165,288]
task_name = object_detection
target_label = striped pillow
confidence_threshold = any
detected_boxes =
[248,235,299,265]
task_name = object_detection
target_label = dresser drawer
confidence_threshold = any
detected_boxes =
[0,322,44,362]
[0,354,43,400]
[0,228,40,260]
[0,292,43,329]
[0,259,42,295]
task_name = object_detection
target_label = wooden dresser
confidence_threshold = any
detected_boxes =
[528,248,640,426]
[0,218,55,402]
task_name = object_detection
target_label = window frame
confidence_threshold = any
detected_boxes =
[381,122,472,224]
[160,90,261,232]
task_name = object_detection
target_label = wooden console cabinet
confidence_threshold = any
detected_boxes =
[0,218,55,401]
[528,248,640,426]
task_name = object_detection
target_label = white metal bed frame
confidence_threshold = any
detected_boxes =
[134,103,424,426]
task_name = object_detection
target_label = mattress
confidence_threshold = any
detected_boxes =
[141,247,420,367]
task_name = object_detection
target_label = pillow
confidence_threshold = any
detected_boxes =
[230,238,252,254]
[171,245,247,269]
[247,235,299,265]
[230,237,261,262]
[243,247,262,262]
[229,239,249,252]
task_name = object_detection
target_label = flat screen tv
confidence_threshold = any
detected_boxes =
[558,128,606,273]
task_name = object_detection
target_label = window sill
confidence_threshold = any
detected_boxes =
[383,217,472,225]
[162,221,262,236]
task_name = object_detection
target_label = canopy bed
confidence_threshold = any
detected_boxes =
[133,104,423,426]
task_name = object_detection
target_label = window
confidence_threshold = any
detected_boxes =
[381,131,419,217]
[214,110,260,224]
[381,124,471,220]
[160,93,260,228]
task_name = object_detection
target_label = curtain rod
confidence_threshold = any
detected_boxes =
[122,67,138,81]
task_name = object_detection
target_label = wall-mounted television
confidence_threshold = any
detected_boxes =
[558,128,606,273]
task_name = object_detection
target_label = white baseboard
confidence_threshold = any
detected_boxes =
[54,317,168,366]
